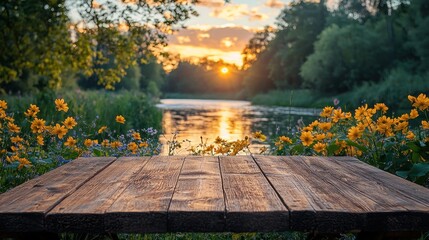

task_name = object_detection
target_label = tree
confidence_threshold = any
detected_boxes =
[268,0,328,89]
[0,0,73,91]
[241,26,275,70]
[301,24,389,93]
[0,0,200,92]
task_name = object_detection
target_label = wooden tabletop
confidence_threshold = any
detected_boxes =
[1,156,429,234]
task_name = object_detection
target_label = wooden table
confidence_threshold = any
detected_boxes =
[1,156,429,238]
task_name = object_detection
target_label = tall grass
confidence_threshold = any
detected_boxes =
[3,90,162,133]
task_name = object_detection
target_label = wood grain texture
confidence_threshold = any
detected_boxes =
[168,156,225,232]
[0,157,116,232]
[254,155,394,233]
[105,156,185,233]
[327,156,429,232]
[219,155,289,232]
[46,157,151,233]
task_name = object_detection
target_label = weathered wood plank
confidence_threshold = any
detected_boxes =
[46,157,151,233]
[219,155,288,232]
[105,156,185,233]
[254,155,397,233]
[327,157,429,232]
[0,157,116,232]
[168,156,225,232]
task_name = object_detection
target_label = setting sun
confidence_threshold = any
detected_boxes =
[220,67,229,74]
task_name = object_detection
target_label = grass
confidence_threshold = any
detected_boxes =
[251,90,334,108]
[3,89,162,132]
[163,92,244,100]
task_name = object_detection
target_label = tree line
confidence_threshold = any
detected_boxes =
[240,0,429,107]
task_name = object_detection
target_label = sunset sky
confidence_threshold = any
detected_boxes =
[166,0,290,67]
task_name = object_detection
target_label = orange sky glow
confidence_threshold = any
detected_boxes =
[165,0,338,68]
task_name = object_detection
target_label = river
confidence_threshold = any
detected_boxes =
[156,99,320,155]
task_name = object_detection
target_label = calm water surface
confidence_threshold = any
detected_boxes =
[156,99,319,155]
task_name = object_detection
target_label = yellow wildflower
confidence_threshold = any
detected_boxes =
[18,157,32,169]
[111,141,123,148]
[116,115,125,124]
[302,126,313,132]
[315,133,326,141]
[377,116,394,127]
[374,103,388,113]
[132,132,141,140]
[31,118,46,133]
[37,135,44,146]
[63,117,77,129]
[406,131,415,140]
[300,131,314,146]
[64,136,77,147]
[422,121,429,130]
[348,126,362,141]
[84,139,93,147]
[204,144,215,153]
[309,120,319,128]
[395,121,408,132]
[55,98,69,112]
[214,136,225,144]
[5,116,14,122]
[10,145,18,152]
[139,141,149,148]
[410,109,419,119]
[51,124,68,139]
[0,100,7,109]
[8,122,20,133]
[127,142,138,154]
[410,93,429,111]
[215,145,230,155]
[101,139,110,147]
[0,109,5,119]
[279,136,292,144]
[332,109,345,122]
[399,113,409,121]
[253,131,267,141]
[11,136,24,143]
[313,142,327,154]
[24,104,40,118]
[6,155,19,163]
[318,122,332,131]
[320,106,334,118]
[98,126,107,133]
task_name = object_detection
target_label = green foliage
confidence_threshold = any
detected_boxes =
[0,0,73,90]
[268,0,327,90]
[301,24,389,93]
[251,90,331,108]
[242,51,275,97]
[343,67,429,109]
[3,90,162,132]
[271,93,429,185]
[0,0,199,92]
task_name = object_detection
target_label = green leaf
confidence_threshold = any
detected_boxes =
[407,163,429,178]
[327,143,340,156]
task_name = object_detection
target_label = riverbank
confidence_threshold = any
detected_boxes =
[162,92,243,100]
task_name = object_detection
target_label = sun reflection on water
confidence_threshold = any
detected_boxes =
[157,99,319,155]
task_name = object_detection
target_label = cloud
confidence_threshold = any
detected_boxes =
[210,4,268,21]
[167,25,257,66]
[264,0,285,8]
[169,26,254,51]
[196,0,225,8]
[177,36,191,44]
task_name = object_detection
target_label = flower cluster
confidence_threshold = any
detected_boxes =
[273,93,429,184]
[0,99,160,172]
